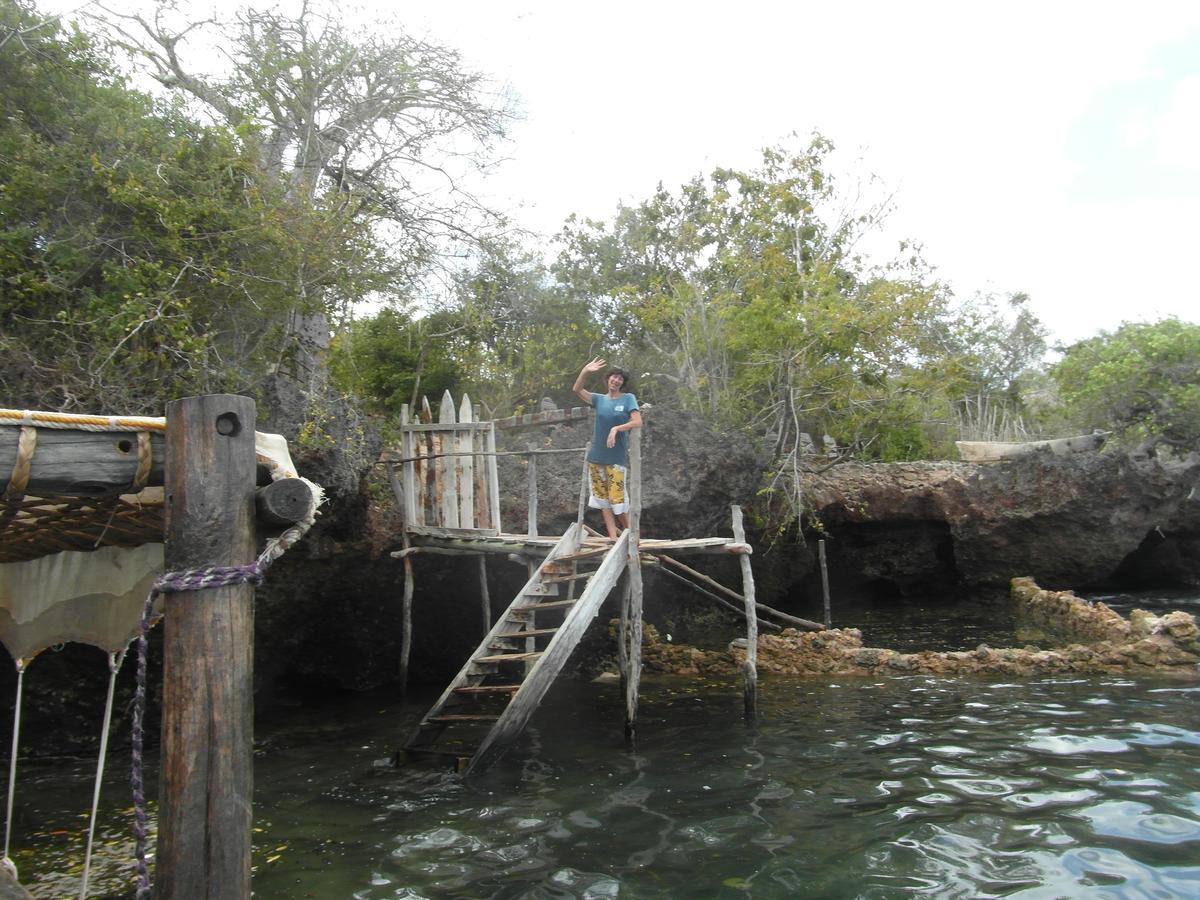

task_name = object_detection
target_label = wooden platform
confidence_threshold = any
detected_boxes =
[392,529,751,559]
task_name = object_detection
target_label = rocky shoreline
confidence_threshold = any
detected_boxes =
[624,577,1200,680]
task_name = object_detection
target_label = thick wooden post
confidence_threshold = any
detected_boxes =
[732,505,758,721]
[158,394,256,899]
[624,430,643,742]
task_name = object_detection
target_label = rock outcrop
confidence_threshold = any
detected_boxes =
[631,578,1200,679]
[805,449,1200,593]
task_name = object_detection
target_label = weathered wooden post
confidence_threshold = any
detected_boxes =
[623,429,644,742]
[819,539,831,628]
[395,405,416,696]
[732,505,757,720]
[157,394,256,898]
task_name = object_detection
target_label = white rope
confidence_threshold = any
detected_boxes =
[0,409,165,433]
[2,657,30,882]
[80,650,124,900]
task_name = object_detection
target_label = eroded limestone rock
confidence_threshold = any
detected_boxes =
[628,578,1200,680]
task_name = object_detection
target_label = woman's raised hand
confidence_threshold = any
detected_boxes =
[583,357,607,373]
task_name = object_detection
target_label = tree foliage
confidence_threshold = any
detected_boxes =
[1052,319,1200,449]
[1,0,372,410]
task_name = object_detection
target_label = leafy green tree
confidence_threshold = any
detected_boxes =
[329,307,464,417]
[555,137,956,523]
[1,0,371,411]
[1051,319,1200,450]
[450,243,604,414]
[90,0,511,398]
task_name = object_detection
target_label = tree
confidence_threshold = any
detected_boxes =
[555,137,956,525]
[1051,319,1200,450]
[450,243,604,414]
[1,0,369,411]
[86,0,511,420]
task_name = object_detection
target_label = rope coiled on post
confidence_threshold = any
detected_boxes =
[130,484,318,899]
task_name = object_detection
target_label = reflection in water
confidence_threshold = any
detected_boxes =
[11,674,1200,898]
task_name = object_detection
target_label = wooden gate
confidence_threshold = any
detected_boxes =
[394,391,501,535]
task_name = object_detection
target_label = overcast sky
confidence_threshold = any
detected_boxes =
[43,0,1200,345]
[399,1,1200,345]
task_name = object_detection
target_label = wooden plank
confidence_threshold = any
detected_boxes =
[473,416,490,530]
[439,391,459,529]
[478,555,491,637]
[398,421,492,433]
[430,714,500,722]
[486,423,501,534]
[458,396,475,527]
[157,395,256,899]
[467,530,630,775]
[0,427,166,496]
[454,685,521,694]
[477,651,543,663]
[407,524,500,538]
[419,396,433,525]
[526,446,538,539]
[514,599,577,611]
[732,505,758,720]
[491,627,559,640]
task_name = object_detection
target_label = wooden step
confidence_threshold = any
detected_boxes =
[490,627,558,640]
[541,572,594,585]
[515,599,577,611]
[476,651,543,663]
[429,714,500,723]
[453,684,522,695]
[553,547,611,563]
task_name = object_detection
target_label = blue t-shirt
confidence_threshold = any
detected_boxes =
[588,392,640,465]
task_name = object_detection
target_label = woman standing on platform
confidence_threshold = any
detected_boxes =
[573,357,642,538]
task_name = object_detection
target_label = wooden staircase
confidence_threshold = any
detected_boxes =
[402,523,631,775]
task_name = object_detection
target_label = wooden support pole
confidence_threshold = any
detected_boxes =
[655,553,825,631]
[819,539,832,628]
[525,445,538,539]
[731,505,757,721]
[624,430,643,743]
[576,443,591,527]
[157,394,256,899]
[478,555,491,637]
[387,461,414,697]
[649,561,782,631]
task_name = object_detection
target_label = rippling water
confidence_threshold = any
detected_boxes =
[13,670,1200,898]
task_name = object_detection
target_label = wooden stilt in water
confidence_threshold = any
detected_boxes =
[819,539,832,628]
[478,554,491,636]
[393,408,416,697]
[624,430,643,743]
[157,394,256,898]
[731,505,757,721]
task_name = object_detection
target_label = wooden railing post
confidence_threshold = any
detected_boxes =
[158,394,256,898]
[731,505,758,721]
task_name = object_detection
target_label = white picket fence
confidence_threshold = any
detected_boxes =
[396,391,501,536]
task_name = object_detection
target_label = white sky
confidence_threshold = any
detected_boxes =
[399,0,1200,345]
[41,0,1200,345]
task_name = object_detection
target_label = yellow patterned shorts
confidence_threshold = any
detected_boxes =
[587,463,628,514]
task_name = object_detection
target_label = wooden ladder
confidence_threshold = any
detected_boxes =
[402,523,631,776]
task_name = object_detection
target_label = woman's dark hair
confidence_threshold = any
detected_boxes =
[607,366,632,390]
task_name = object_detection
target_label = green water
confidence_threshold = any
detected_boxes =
[8,594,1200,898]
